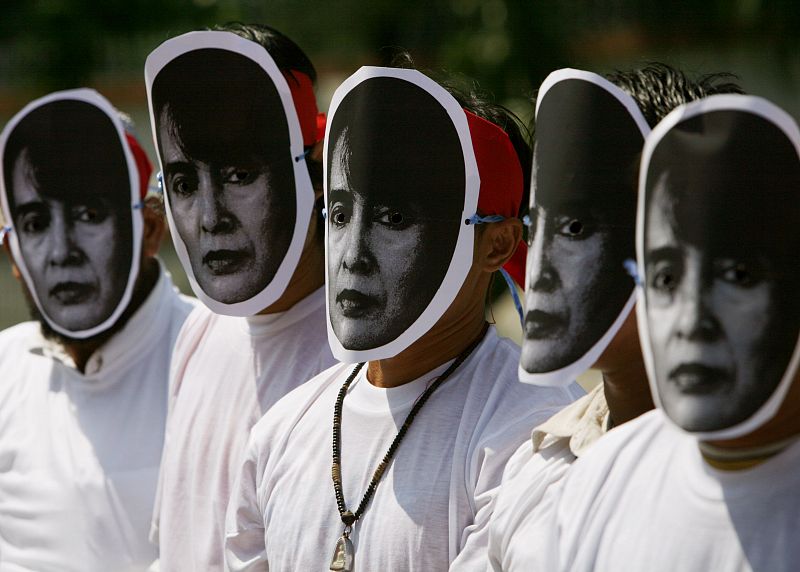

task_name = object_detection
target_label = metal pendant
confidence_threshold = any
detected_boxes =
[329,533,354,571]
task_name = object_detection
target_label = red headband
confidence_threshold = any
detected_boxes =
[464,109,527,287]
[283,70,326,146]
[124,132,153,200]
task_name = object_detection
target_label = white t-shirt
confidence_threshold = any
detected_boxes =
[520,408,800,572]
[487,384,610,571]
[152,287,335,571]
[0,268,195,572]
[225,327,583,571]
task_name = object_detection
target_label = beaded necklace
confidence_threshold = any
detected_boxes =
[328,326,488,571]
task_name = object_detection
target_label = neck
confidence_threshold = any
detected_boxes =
[259,236,324,315]
[600,356,653,427]
[64,257,160,373]
[367,289,488,389]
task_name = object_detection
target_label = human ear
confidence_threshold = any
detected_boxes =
[475,218,523,273]
[309,139,325,203]
[140,197,166,258]
[309,138,324,165]
[2,239,22,281]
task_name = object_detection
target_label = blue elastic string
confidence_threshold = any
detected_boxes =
[623,258,643,287]
[499,267,524,327]
[465,213,505,225]
[321,207,327,219]
[294,148,311,163]
[522,214,532,227]
[156,171,164,193]
[133,201,145,210]
[0,226,11,245]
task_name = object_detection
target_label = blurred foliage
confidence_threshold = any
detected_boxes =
[1,0,800,101]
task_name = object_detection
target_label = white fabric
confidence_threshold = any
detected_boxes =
[487,383,609,571]
[152,286,335,571]
[224,327,582,571]
[518,408,800,572]
[0,267,195,572]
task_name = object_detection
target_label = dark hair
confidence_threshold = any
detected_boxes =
[4,99,130,215]
[212,22,316,86]
[388,51,532,217]
[328,76,465,223]
[605,63,744,128]
[152,48,291,172]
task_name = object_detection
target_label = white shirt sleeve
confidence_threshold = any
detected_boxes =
[449,404,565,571]
[224,434,268,572]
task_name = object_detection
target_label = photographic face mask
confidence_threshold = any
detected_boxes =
[519,69,649,386]
[637,95,800,440]
[0,89,142,338]
[146,31,314,316]
[324,67,479,362]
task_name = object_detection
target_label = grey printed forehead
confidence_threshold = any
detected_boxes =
[3,99,131,212]
[645,109,800,256]
[326,75,465,219]
[535,78,644,219]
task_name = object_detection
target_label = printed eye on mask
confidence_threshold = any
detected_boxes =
[519,69,650,387]
[323,67,480,362]
[636,95,800,440]
[145,31,315,316]
[0,89,143,339]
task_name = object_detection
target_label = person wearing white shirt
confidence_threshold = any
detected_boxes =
[488,64,745,572]
[146,23,337,570]
[225,62,582,572]
[513,93,800,571]
[0,103,196,570]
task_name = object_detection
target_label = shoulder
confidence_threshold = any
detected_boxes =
[175,304,217,345]
[466,329,583,440]
[164,280,199,323]
[552,409,672,516]
[0,322,48,409]
[247,361,351,450]
[490,438,576,566]
[0,321,40,352]
[0,322,43,377]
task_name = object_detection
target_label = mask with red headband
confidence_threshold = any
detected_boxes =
[145,31,323,316]
[324,66,524,362]
[0,88,149,338]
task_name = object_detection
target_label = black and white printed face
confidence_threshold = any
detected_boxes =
[152,47,296,306]
[326,75,465,353]
[2,97,135,333]
[641,104,800,434]
[520,75,645,377]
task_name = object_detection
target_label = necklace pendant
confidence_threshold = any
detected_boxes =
[329,533,354,571]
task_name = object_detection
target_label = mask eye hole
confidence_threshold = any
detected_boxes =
[568,220,583,235]
[389,212,404,225]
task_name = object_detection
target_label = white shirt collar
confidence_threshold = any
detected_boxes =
[34,262,179,379]
[531,382,609,457]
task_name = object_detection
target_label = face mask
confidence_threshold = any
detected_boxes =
[146,31,316,316]
[520,69,649,386]
[637,94,800,439]
[0,89,143,338]
[324,67,483,362]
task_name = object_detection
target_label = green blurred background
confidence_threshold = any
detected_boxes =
[2,0,800,329]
